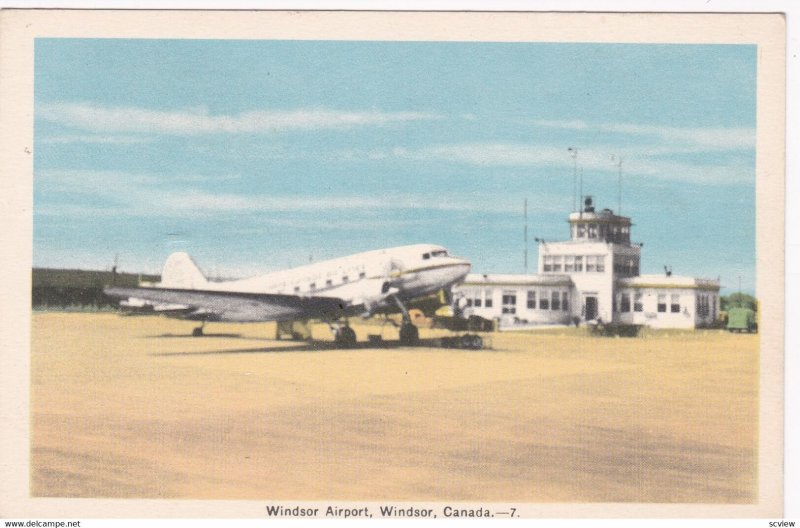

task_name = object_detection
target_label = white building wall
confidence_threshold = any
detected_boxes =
[615,287,695,329]
[537,241,619,323]
[455,279,572,325]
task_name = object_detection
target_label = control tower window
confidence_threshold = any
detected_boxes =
[588,224,598,238]
[596,255,605,272]
[577,224,586,238]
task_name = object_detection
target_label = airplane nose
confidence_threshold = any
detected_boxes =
[449,258,471,281]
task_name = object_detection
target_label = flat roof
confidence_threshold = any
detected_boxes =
[617,275,720,290]
[460,273,573,287]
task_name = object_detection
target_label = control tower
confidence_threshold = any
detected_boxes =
[538,196,641,322]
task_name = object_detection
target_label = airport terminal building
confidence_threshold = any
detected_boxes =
[454,198,720,329]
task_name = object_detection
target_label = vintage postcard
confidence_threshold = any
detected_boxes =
[0,9,787,521]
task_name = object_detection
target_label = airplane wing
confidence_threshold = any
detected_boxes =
[104,286,348,323]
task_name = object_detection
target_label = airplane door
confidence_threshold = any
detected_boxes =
[584,296,598,321]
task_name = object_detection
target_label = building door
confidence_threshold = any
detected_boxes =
[584,296,598,321]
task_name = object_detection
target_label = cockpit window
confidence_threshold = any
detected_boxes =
[423,253,430,260]
[431,250,448,258]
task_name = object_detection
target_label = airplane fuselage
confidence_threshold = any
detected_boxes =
[147,244,470,321]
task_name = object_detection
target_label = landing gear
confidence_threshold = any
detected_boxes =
[399,322,419,345]
[334,325,357,347]
[391,295,419,345]
[192,322,205,337]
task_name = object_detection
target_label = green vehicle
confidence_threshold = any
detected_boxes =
[726,306,757,333]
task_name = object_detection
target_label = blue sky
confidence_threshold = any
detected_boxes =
[33,39,756,293]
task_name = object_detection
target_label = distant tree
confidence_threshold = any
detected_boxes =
[721,292,757,312]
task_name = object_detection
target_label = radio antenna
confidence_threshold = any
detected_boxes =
[568,147,578,212]
[524,198,528,273]
[612,154,624,214]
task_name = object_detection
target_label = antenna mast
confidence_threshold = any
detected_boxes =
[568,147,578,212]
[524,198,528,273]
[612,155,624,214]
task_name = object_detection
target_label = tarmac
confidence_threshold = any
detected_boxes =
[30,312,758,502]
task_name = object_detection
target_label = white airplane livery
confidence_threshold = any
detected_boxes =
[104,244,470,345]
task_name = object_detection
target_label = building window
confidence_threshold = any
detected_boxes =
[474,297,482,307]
[484,289,493,308]
[539,290,549,310]
[634,292,643,312]
[551,291,560,310]
[502,291,516,314]
[671,294,680,313]
[620,292,631,313]
[552,256,563,272]
[586,255,605,273]
[574,256,583,272]
[564,256,574,272]
[543,255,552,272]
[657,294,667,313]
[562,291,569,311]
[527,290,536,309]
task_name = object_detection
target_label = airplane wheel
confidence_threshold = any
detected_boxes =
[192,327,203,337]
[399,323,419,345]
[335,326,357,347]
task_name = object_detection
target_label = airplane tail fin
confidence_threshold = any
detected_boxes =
[160,252,208,289]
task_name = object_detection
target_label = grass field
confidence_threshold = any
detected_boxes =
[30,312,758,502]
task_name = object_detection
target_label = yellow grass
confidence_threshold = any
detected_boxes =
[30,313,758,502]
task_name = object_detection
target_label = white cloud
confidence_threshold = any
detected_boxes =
[34,169,522,219]
[38,134,154,145]
[532,119,755,152]
[36,101,441,136]
[336,141,753,187]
